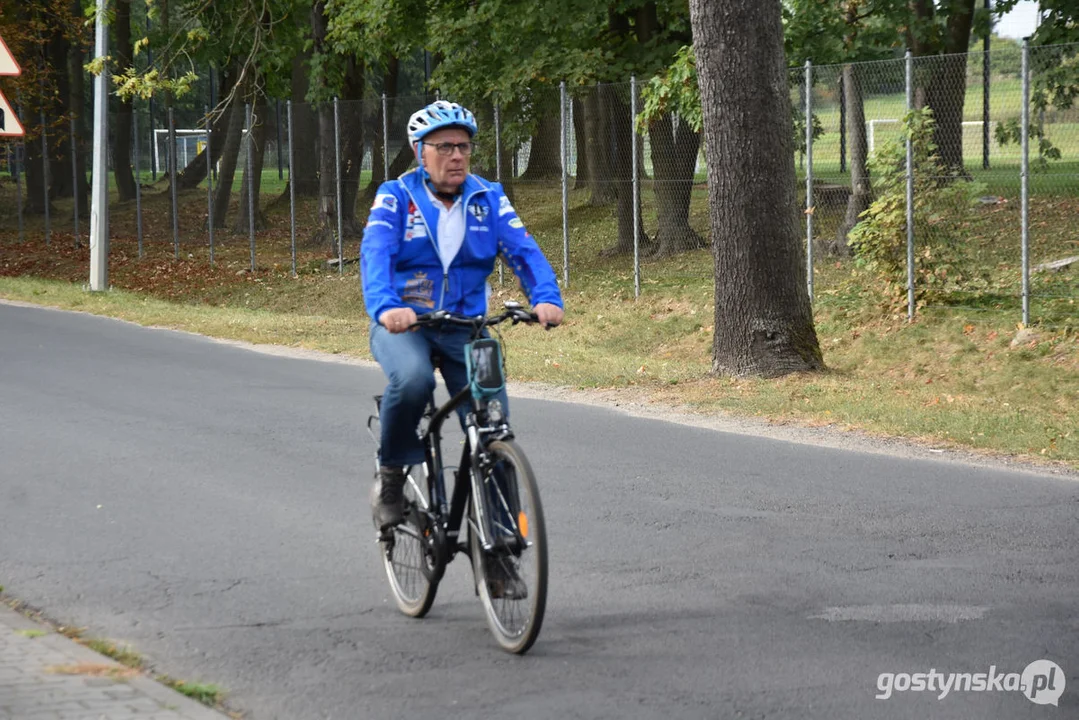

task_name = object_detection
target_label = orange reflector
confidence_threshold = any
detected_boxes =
[518,512,529,538]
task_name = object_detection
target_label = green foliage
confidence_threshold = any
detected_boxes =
[792,106,826,157]
[638,46,700,133]
[993,44,1078,168]
[782,0,908,65]
[848,107,987,308]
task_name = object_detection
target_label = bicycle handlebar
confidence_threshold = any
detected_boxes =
[409,304,553,331]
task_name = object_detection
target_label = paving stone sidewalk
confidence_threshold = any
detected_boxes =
[0,602,233,720]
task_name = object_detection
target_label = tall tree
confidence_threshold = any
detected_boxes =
[691,0,823,377]
[907,0,977,173]
[784,0,907,254]
[112,0,138,202]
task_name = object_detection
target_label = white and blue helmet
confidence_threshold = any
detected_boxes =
[407,100,477,145]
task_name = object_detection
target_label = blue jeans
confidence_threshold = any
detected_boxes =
[370,322,510,468]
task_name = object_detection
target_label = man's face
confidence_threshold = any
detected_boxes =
[418,127,471,194]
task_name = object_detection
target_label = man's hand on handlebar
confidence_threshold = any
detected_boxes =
[532,303,563,329]
[379,307,417,334]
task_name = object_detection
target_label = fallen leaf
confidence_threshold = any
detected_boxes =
[46,664,139,678]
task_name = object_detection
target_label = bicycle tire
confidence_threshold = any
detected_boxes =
[379,470,444,618]
[469,440,548,654]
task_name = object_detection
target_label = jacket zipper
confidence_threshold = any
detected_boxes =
[401,178,490,312]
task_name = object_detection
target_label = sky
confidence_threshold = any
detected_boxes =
[995,1,1040,40]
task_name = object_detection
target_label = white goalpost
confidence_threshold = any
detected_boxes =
[866,118,999,157]
[152,128,209,175]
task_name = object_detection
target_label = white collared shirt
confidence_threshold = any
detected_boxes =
[423,184,465,274]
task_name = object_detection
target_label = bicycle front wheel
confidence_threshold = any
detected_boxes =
[469,440,548,654]
[378,470,444,618]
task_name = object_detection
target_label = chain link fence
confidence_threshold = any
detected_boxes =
[1,42,1077,325]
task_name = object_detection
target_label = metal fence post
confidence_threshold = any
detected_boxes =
[15,102,25,244]
[905,50,915,322]
[839,74,846,174]
[205,105,215,267]
[805,59,814,303]
[169,106,179,258]
[560,81,569,287]
[334,96,343,274]
[1020,39,1030,326]
[287,100,297,277]
[246,102,256,271]
[631,75,641,299]
[134,108,143,258]
[495,102,504,286]
[70,115,80,247]
[41,109,50,245]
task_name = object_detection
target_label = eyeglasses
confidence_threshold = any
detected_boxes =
[429,141,474,157]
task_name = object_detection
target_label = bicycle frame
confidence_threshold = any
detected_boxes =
[421,348,515,555]
[371,304,536,560]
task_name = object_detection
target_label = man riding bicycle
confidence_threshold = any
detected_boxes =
[361,100,564,534]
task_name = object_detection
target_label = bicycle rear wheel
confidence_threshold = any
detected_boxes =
[469,440,548,654]
[377,470,444,617]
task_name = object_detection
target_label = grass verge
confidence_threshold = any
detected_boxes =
[1,181,1076,470]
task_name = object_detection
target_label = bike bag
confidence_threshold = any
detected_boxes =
[465,337,505,398]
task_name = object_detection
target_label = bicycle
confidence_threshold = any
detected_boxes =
[367,301,550,654]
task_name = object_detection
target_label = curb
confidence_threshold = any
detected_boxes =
[0,601,235,720]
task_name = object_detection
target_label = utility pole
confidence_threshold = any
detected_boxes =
[89,0,109,291]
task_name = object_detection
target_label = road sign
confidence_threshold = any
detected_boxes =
[0,90,24,137]
[0,34,20,75]
[0,33,23,137]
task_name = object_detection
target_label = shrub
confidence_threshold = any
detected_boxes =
[847,107,986,309]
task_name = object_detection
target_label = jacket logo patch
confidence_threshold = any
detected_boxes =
[508,217,524,229]
[402,272,436,308]
[468,203,489,222]
[373,193,397,211]
[405,210,428,241]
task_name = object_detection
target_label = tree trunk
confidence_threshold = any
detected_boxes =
[388,141,414,178]
[211,96,245,229]
[338,56,366,235]
[518,110,563,182]
[583,88,615,207]
[174,65,236,191]
[24,116,51,215]
[601,85,648,256]
[923,53,969,173]
[67,28,89,216]
[288,52,320,196]
[367,57,399,193]
[234,90,268,233]
[310,0,338,248]
[112,0,137,202]
[314,101,338,247]
[908,0,975,175]
[46,24,73,200]
[649,113,704,256]
[834,63,868,256]
[690,0,822,378]
[572,96,589,190]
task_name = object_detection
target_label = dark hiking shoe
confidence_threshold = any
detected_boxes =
[485,557,528,600]
[372,466,407,531]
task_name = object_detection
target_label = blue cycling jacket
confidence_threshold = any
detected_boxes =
[361,169,564,322]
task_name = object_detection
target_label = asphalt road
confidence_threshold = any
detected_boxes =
[1,302,1077,720]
